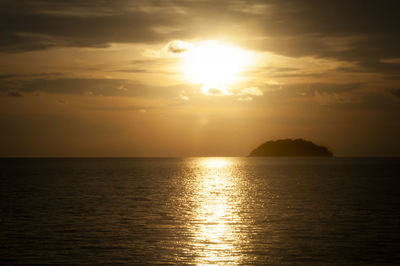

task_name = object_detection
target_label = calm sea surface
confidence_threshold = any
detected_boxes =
[0,157,399,265]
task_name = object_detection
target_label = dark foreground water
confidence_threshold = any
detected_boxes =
[0,157,399,265]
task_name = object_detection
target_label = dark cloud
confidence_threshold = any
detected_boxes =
[387,88,400,98]
[387,75,400,80]
[0,0,182,51]
[5,91,23,97]
[258,1,399,36]
[117,69,148,73]
[247,66,301,76]
[0,72,63,81]
[247,1,400,74]
[263,82,361,101]
[0,76,192,98]
[1,0,400,76]
[259,82,400,110]
[271,73,323,79]
[273,67,300,72]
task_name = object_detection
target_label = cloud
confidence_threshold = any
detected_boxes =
[293,83,361,98]
[237,96,253,102]
[0,0,399,78]
[0,72,366,104]
[179,90,189,101]
[248,1,400,74]
[387,88,400,98]
[5,91,23,97]
[380,58,400,64]
[0,72,63,81]
[200,85,231,96]
[238,86,263,96]
[0,0,182,52]
[258,82,362,103]
[117,68,148,73]
[0,76,185,98]
[313,91,361,106]
[265,80,281,86]
[198,85,264,100]
[165,40,193,54]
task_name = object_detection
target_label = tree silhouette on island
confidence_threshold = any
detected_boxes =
[249,138,333,157]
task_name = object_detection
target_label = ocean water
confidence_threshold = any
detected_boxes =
[0,157,399,265]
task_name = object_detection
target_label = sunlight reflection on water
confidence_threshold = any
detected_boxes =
[190,158,245,265]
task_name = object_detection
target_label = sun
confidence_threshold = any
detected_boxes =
[182,41,252,89]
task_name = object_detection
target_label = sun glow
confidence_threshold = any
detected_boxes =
[182,41,252,89]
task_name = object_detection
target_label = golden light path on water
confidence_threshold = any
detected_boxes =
[189,158,247,265]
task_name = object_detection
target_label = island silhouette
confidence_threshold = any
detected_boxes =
[249,138,333,157]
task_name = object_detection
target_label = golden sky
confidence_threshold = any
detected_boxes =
[1,0,400,156]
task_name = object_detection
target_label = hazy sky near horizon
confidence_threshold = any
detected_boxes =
[1,0,400,157]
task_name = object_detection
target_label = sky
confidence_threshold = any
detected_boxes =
[1,0,400,157]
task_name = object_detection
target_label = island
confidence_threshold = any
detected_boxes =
[249,138,333,157]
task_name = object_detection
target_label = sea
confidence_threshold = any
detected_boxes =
[0,157,399,265]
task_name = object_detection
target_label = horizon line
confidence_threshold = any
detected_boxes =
[1,156,399,159]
